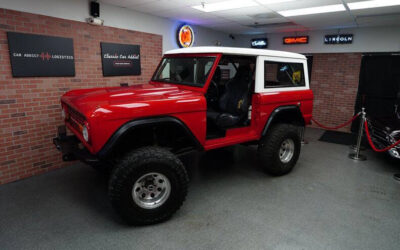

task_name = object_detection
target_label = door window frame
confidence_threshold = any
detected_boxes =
[255,56,310,93]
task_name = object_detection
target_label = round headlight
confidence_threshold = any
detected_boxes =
[61,108,66,119]
[82,125,89,142]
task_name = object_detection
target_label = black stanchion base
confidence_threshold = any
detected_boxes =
[394,173,400,182]
[348,153,367,161]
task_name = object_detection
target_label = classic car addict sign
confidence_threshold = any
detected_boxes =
[324,34,353,44]
[7,32,75,77]
[251,38,268,48]
[101,42,141,76]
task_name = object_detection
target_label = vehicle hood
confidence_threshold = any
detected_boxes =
[61,82,206,120]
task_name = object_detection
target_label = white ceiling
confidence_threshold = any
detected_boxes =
[100,0,400,34]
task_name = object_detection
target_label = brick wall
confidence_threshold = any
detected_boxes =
[0,9,364,185]
[0,9,162,184]
[309,53,362,132]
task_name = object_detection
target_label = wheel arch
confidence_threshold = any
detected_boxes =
[262,105,305,137]
[97,116,203,159]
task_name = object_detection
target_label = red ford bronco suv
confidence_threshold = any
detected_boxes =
[54,47,313,225]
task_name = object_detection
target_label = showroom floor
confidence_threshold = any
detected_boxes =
[0,128,399,250]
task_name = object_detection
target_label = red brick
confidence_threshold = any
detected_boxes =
[0,8,162,184]
[309,53,362,132]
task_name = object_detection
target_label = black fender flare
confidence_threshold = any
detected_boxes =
[97,116,203,158]
[261,105,305,137]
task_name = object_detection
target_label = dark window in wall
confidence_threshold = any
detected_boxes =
[352,53,400,131]
[306,55,313,81]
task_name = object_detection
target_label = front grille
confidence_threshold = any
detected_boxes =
[68,106,86,125]
[69,117,82,132]
[63,103,86,132]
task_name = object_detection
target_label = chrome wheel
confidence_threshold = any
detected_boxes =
[132,172,171,209]
[389,148,400,159]
[279,139,295,163]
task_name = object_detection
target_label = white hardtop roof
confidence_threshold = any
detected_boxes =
[165,46,306,60]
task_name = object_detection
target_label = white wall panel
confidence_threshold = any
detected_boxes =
[0,0,236,52]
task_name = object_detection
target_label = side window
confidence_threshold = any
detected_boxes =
[264,61,305,88]
[216,56,256,86]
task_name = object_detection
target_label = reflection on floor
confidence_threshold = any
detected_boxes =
[0,128,399,250]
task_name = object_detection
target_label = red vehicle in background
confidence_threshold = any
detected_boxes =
[54,47,313,225]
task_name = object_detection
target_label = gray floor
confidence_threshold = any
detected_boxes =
[1,128,400,250]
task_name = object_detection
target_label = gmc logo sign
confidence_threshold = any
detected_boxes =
[283,36,309,45]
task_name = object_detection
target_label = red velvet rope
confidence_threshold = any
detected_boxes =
[311,113,360,130]
[364,120,400,152]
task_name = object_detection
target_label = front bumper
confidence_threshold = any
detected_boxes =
[53,126,100,166]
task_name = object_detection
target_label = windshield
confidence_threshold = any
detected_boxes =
[152,56,216,87]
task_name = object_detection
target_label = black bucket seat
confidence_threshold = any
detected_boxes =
[207,65,252,128]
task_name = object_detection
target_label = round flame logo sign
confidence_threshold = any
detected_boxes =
[177,25,194,48]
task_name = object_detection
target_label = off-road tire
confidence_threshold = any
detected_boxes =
[108,147,189,225]
[258,124,301,176]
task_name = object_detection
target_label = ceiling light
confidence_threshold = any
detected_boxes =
[257,0,296,4]
[192,0,258,12]
[278,4,346,17]
[347,0,400,10]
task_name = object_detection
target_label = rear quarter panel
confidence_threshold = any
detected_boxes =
[253,90,314,137]
[253,55,313,137]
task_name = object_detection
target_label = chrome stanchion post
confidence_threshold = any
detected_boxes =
[349,108,367,161]
[350,143,366,151]
[350,112,366,150]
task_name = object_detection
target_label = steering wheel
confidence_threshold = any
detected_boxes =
[206,80,219,108]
